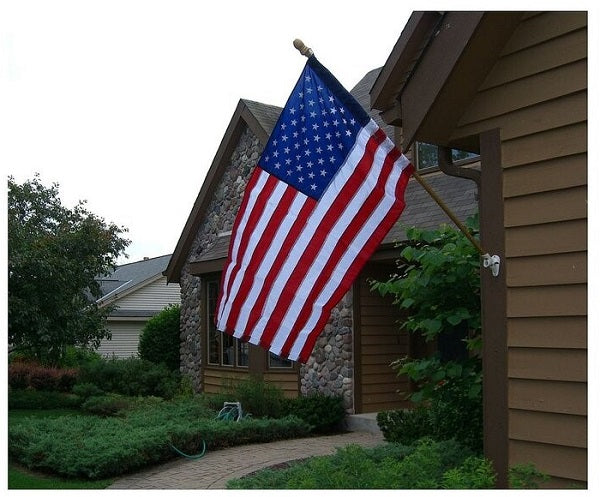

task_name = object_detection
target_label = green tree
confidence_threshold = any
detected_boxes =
[372,215,482,450]
[138,304,181,371]
[8,174,130,364]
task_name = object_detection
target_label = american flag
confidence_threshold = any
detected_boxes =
[216,56,414,363]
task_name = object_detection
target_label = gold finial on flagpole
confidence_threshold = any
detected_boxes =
[293,39,313,58]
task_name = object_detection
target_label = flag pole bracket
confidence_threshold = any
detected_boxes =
[482,253,501,277]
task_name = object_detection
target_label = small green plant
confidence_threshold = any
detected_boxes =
[509,463,550,489]
[138,304,181,371]
[442,456,496,489]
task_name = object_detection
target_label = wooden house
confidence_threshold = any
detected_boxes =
[97,254,181,358]
[370,10,587,487]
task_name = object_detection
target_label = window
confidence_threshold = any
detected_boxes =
[268,352,293,369]
[206,280,248,368]
[414,142,479,171]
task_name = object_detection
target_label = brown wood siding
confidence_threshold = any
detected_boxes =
[263,371,299,399]
[355,264,411,413]
[203,368,250,395]
[507,316,586,349]
[448,12,587,486]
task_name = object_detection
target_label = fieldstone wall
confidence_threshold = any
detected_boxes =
[178,122,356,413]
[300,292,355,413]
[179,126,258,391]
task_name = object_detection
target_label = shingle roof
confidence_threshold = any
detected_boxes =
[242,99,282,136]
[97,254,173,304]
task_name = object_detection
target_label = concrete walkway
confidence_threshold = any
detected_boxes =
[108,431,384,489]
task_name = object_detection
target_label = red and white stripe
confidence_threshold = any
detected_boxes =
[216,119,413,363]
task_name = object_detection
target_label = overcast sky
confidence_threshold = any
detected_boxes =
[1,0,417,265]
[2,1,595,267]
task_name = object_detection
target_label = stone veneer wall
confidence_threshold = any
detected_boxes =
[178,123,356,412]
[179,125,258,391]
[299,292,355,412]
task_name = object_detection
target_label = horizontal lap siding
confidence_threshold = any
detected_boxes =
[203,369,250,395]
[97,320,145,358]
[452,12,587,486]
[116,277,181,312]
[264,371,299,399]
[357,266,410,413]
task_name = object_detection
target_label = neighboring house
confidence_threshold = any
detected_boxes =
[97,254,181,358]
[369,11,587,487]
[165,70,478,412]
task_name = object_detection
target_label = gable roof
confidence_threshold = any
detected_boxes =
[97,254,173,306]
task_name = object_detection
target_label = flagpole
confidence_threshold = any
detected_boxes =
[292,39,497,272]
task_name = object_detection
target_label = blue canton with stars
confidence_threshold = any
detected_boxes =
[258,57,368,200]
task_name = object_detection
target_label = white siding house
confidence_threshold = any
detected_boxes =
[96,255,181,359]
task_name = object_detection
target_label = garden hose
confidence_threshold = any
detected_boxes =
[169,439,206,460]
[170,402,246,459]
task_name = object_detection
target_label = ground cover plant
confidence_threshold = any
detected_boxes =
[9,396,311,480]
[227,438,495,489]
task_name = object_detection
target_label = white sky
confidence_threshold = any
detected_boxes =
[1,0,416,264]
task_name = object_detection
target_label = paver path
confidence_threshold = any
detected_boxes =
[108,431,384,489]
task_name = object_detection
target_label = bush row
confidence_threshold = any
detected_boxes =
[8,356,182,400]
[8,361,78,392]
[9,397,311,479]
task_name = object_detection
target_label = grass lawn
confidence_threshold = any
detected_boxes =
[8,463,113,490]
[8,408,114,489]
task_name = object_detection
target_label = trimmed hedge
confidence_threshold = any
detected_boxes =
[9,398,311,479]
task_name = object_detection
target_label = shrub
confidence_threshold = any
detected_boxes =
[377,407,433,446]
[81,394,132,417]
[138,304,180,371]
[208,376,287,418]
[442,456,496,489]
[283,393,345,433]
[72,382,104,400]
[77,356,180,399]
[8,360,78,392]
[377,390,483,453]
[8,389,83,410]
[58,346,103,368]
[9,397,311,479]
[508,463,550,489]
[228,438,485,489]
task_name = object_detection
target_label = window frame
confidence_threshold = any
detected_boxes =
[205,278,248,369]
[413,141,480,172]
